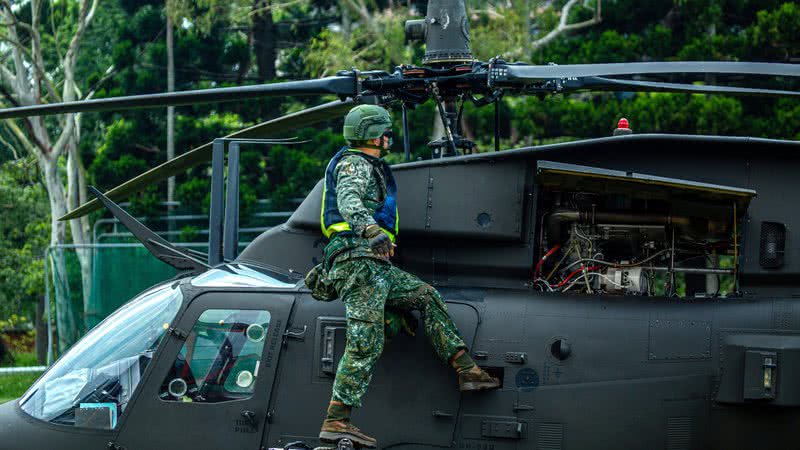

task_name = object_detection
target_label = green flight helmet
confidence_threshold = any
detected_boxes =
[343,104,392,144]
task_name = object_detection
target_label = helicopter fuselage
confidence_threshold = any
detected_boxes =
[1,280,798,450]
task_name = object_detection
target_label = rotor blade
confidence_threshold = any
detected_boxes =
[502,61,800,81]
[59,99,355,221]
[0,77,356,119]
[572,77,800,97]
[88,186,210,272]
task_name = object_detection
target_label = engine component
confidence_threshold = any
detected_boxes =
[601,267,649,295]
[534,161,755,297]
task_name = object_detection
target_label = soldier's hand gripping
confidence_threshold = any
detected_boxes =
[364,224,395,259]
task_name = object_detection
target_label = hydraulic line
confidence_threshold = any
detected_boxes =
[554,265,600,288]
[534,244,561,279]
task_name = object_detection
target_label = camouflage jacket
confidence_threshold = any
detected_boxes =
[324,152,389,266]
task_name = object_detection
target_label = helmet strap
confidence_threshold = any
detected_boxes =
[359,137,385,151]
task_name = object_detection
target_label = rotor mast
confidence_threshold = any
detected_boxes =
[406,0,477,158]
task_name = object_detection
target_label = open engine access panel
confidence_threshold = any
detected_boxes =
[533,161,756,297]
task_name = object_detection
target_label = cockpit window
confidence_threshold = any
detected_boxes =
[19,282,183,429]
[159,309,271,403]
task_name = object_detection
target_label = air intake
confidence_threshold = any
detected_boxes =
[759,221,786,269]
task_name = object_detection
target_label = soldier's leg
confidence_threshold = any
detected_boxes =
[385,265,500,391]
[320,259,389,448]
[330,259,391,407]
[384,266,466,362]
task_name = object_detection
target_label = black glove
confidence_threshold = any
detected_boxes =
[364,224,393,258]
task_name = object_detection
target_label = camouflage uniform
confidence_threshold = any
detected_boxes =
[325,153,467,408]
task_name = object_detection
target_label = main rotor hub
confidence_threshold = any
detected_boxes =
[405,0,473,66]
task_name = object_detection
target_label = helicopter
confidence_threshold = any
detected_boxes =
[1,0,800,449]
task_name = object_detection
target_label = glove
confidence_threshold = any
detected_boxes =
[384,308,418,340]
[364,224,394,259]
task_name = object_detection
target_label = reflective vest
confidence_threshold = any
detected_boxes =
[321,147,399,242]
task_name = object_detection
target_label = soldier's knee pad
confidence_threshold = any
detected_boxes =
[420,285,447,311]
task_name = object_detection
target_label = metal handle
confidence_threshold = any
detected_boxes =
[241,410,257,427]
[321,327,338,375]
[432,410,454,418]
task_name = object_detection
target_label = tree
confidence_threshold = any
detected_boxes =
[0,159,49,362]
[166,0,278,82]
[0,0,103,354]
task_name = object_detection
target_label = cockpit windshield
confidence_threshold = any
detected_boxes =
[19,282,183,429]
[190,263,296,288]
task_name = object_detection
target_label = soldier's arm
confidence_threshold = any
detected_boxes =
[335,155,377,237]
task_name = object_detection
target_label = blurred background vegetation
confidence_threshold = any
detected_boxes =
[0,0,798,396]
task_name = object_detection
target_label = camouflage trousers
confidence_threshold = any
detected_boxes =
[327,257,467,407]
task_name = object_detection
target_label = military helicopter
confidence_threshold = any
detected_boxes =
[1,0,799,449]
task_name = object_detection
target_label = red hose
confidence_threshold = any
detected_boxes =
[534,244,561,279]
[554,265,600,288]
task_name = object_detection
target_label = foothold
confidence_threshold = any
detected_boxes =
[515,367,539,392]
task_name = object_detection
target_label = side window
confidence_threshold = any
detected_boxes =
[160,309,271,403]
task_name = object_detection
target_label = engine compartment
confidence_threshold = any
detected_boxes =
[533,161,756,297]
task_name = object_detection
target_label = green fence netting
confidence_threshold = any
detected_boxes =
[49,203,294,355]
[86,246,178,329]
[50,245,178,354]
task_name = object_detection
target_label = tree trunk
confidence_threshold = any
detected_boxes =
[40,156,79,353]
[253,2,276,82]
[66,139,92,332]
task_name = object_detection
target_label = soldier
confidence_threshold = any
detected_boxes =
[318,105,500,448]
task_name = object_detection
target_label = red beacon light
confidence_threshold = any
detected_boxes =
[613,117,633,136]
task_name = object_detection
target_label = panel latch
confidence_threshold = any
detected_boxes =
[321,326,339,375]
[481,420,525,439]
[744,350,778,400]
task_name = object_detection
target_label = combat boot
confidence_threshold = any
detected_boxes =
[458,367,501,391]
[320,421,377,448]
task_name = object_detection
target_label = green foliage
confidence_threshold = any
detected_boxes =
[303,8,413,76]
[750,2,800,61]
[0,315,31,332]
[773,99,800,140]
[544,29,644,64]
[9,351,38,368]
[0,162,48,320]
[179,225,201,242]
[305,29,356,77]
[0,372,42,404]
